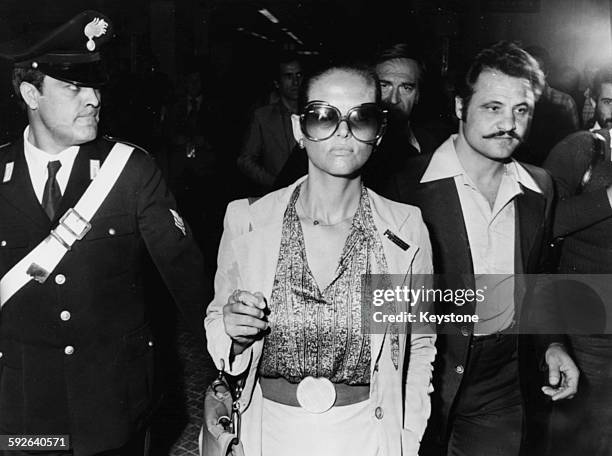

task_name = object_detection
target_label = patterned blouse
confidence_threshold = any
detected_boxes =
[258,184,398,385]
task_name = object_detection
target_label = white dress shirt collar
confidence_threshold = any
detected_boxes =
[23,126,80,203]
[420,134,543,194]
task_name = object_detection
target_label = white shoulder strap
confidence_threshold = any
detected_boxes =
[0,142,134,308]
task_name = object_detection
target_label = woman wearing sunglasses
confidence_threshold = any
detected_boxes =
[205,63,436,456]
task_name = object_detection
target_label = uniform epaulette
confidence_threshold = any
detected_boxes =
[103,135,150,156]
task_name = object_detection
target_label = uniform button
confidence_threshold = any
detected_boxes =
[455,365,464,374]
[64,345,75,355]
[55,274,66,285]
[108,228,116,236]
[60,310,71,321]
[374,406,384,419]
[0,240,6,247]
[148,340,154,347]
[460,326,470,337]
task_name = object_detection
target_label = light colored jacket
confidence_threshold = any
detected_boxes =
[205,177,436,455]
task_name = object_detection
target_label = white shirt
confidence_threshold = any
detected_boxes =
[421,135,543,334]
[589,121,602,132]
[588,125,612,161]
[23,126,80,204]
[407,127,421,153]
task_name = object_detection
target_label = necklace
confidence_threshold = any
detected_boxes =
[297,196,354,227]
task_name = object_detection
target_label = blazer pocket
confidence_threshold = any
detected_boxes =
[0,227,30,266]
[84,213,135,241]
[78,214,136,277]
[0,358,24,430]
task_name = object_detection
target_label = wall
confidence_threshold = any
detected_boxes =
[466,0,611,72]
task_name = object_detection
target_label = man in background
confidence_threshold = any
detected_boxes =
[237,53,303,193]
[366,43,441,193]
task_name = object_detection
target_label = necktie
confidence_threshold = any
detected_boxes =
[42,160,62,220]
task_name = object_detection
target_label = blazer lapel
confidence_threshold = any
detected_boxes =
[412,179,478,326]
[0,140,50,229]
[515,187,546,273]
[232,220,283,300]
[417,179,474,277]
[372,211,416,367]
[231,179,304,300]
[369,190,436,368]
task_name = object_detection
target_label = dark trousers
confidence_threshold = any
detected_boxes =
[446,333,523,456]
[548,335,612,456]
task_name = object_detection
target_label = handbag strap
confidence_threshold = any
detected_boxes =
[0,142,133,307]
[212,359,246,441]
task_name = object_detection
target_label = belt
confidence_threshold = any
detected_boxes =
[259,376,370,407]
[473,323,517,343]
[472,330,518,343]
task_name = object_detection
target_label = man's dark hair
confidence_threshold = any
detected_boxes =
[12,68,45,109]
[375,43,425,85]
[524,45,550,76]
[297,62,381,113]
[276,51,302,79]
[592,66,612,100]
[278,51,300,67]
[456,41,545,120]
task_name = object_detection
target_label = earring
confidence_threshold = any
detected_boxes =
[299,139,305,149]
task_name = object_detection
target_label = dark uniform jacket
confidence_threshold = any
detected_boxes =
[237,100,296,189]
[386,148,561,453]
[0,136,208,455]
[544,128,612,271]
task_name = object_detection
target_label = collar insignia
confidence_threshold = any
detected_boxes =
[3,162,13,183]
[89,159,100,180]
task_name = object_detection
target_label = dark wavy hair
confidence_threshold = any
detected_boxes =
[375,43,425,86]
[297,62,381,113]
[592,66,612,101]
[12,67,46,109]
[456,41,545,119]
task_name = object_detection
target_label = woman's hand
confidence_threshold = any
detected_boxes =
[223,290,269,355]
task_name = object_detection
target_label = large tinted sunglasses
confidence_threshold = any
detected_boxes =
[299,101,387,144]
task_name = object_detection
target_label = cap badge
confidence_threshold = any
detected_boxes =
[83,18,109,51]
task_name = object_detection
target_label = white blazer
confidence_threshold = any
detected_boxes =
[205,177,436,456]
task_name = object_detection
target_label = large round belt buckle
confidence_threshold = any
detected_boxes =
[296,376,336,413]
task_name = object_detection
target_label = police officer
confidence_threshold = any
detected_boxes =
[0,11,209,455]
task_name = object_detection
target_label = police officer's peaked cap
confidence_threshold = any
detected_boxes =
[0,10,114,87]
